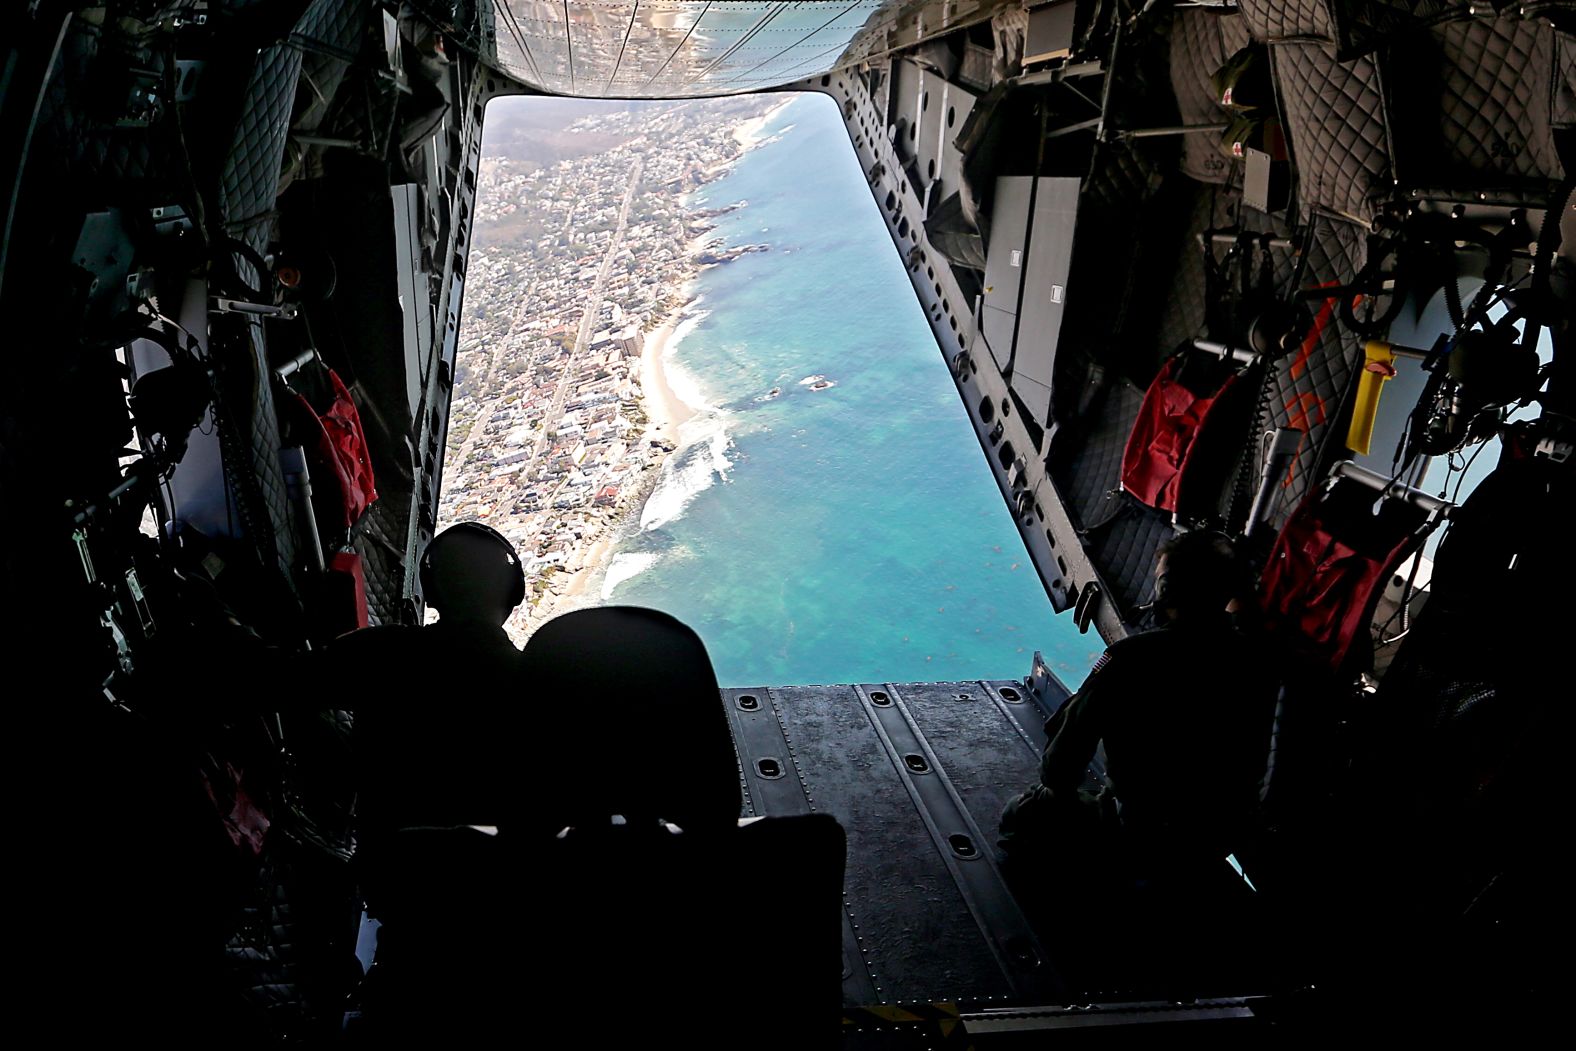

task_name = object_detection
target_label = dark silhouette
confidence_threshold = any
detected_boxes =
[521,605,742,834]
[342,522,535,1039]
[339,521,529,839]
[522,607,846,1048]
[999,531,1277,873]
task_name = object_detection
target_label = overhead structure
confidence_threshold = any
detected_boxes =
[487,0,1018,97]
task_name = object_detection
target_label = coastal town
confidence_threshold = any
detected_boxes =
[441,97,788,640]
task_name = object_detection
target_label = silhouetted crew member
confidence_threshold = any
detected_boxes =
[337,523,535,1037]
[335,521,529,842]
[999,531,1277,869]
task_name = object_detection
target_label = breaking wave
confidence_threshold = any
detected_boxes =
[639,410,732,531]
[601,552,662,599]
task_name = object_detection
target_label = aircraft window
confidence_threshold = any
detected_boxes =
[949,316,958,331]
[885,190,896,211]
[926,266,934,278]
[821,75,830,87]
[922,91,929,112]
[933,282,942,296]
[997,440,1015,469]
[927,159,936,180]
[947,105,955,128]
[1045,529,1056,549]
[978,396,995,423]
[1000,398,1011,417]
[898,217,910,238]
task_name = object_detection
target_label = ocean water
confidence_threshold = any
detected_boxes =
[601,95,1098,688]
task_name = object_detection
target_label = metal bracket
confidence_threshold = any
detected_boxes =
[1193,339,1259,365]
[1329,460,1453,515]
[1534,436,1573,464]
[1073,580,1102,634]
[173,60,204,102]
[211,297,298,319]
[1107,122,1227,143]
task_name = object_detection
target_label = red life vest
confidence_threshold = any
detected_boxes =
[288,366,378,530]
[1261,477,1427,671]
[1122,355,1243,515]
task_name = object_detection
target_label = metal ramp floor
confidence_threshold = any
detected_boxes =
[722,678,1070,1009]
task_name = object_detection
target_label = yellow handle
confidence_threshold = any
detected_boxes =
[1347,341,1399,455]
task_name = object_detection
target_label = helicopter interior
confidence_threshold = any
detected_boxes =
[3,0,1572,1042]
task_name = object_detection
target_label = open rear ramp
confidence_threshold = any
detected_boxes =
[723,679,1070,1009]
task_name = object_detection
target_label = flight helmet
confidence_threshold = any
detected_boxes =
[1153,529,1244,617]
[418,522,527,621]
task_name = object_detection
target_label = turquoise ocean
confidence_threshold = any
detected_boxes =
[599,95,1098,689]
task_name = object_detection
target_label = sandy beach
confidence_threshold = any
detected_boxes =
[517,303,699,631]
[732,97,795,147]
[639,307,699,438]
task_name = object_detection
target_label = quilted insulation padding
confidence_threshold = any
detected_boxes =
[1236,0,1335,42]
[1089,500,1176,616]
[1389,17,1566,188]
[223,841,355,1037]
[212,0,363,587]
[1271,42,1393,224]
[1056,381,1145,530]
[282,0,369,187]
[354,493,412,627]
[292,0,364,54]
[1559,31,1576,129]
[33,25,181,200]
[219,44,302,253]
[243,322,298,577]
[1083,138,1168,213]
[1049,379,1176,618]
[324,75,403,158]
[1169,9,1254,184]
[1149,186,1239,364]
[1148,186,1298,370]
[223,853,302,1031]
[1249,218,1367,532]
[1327,1,1466,58]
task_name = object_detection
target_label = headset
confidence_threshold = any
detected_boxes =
[418,521,527,612]
[1154,529,1242,611]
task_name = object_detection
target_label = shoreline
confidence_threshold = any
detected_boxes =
[733,97,795,147]
[519,297,701,631]
[639,304,701,440]
[512,104,785,637]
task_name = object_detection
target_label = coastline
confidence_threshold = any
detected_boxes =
[733,97,795,147]
[639,307,699,440]
[520,297,700,630]
[508,102,788,638]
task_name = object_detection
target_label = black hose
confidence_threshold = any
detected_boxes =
[1339,231,1407,336]
[1521,174,1574,394]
